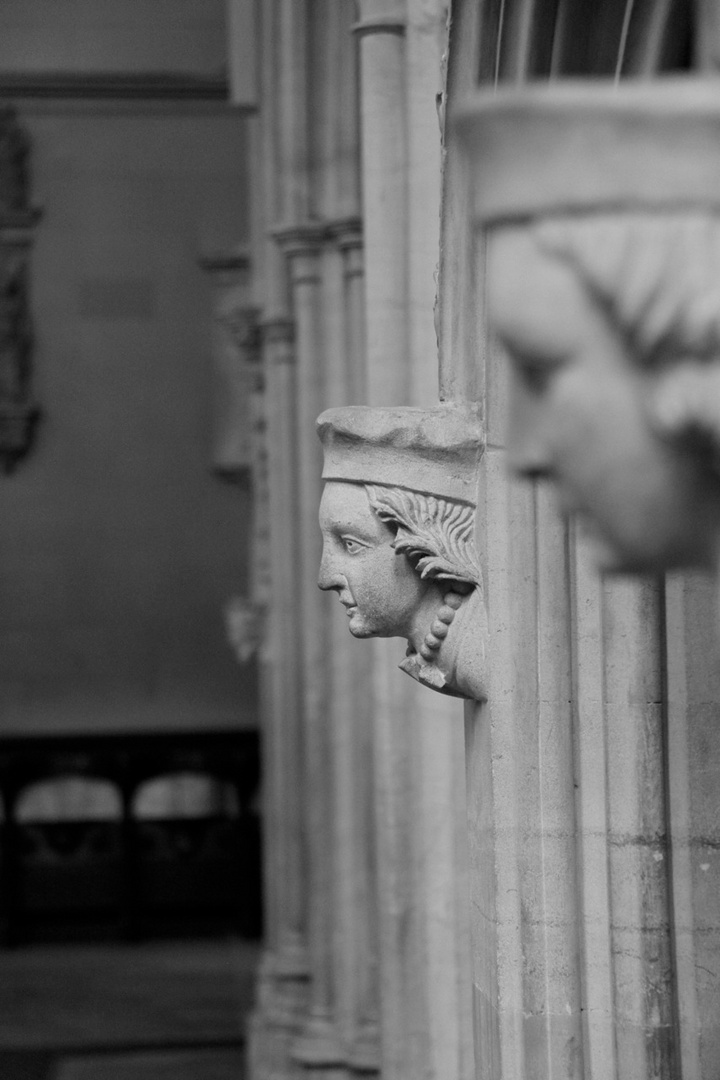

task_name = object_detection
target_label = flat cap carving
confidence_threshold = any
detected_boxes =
[317,404,483,504]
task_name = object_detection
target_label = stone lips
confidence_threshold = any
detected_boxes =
[317,404,483,505]
[452,77,720,225]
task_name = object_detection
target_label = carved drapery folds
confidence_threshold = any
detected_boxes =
[454,78,720,577]
[0,108,41,473]
[317,404,486,701]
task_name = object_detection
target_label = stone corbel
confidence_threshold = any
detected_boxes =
[198,248,261,479]
[453,78,720,577]
[0,108,42,473]
[317,403,486,700]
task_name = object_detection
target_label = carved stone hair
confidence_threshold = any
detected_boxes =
[532,213,720,369]
[365,484,481,589]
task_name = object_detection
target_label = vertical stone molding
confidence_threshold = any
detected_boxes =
[449,75,720,1080]
[573,561,672,1076]
[322,219,382,1078]
[466,447,672,1078]
[312,1,361,222]
[247,5,371,1078]
[246,317,309,1080]
[405,0,450,404]
[353,1,409,404]
[329,219,366,406]
[274,225,347,1077]
[352,6,475,1076]
[277,0,311,226]
[664,571,720,1078]
[249,5,475,1079]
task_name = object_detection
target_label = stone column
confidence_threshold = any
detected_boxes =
[336,223,367,406]
[274,225,347,1078]
[581,573,672,1076]
[467,331,673,1078]
[469,442,582,1078]
[448,72,720,1079]
[327,219,381,1077]
[406,0,448,404]
[354,5,474,1078]
[665,572,720,1077]
[354,27,413,1069]
[354,0,409,404]
[405,13,476,1070]
[246,317,309,1080]
[246,3,314,1078]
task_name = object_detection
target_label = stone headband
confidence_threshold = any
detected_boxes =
[452,77,720,225]
[317,405,483,505]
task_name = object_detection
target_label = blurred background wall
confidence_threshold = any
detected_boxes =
[0,0,256,736]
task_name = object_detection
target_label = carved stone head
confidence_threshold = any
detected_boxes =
[317,405,486,700]
[454,79,720,574]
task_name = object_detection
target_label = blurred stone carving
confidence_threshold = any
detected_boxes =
[317,405,486,700]
[199,248,261,478]
[226,595,265,664]
[0,108,29,215]
[454,78,720,575]
[0,108,41,473]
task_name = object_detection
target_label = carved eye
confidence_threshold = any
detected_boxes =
[517,357,554,394]
[341,536,366,555]
[510,343,566,396]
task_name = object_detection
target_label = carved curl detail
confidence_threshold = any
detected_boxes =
[533,213,720,369]
[532,213,720,468]
[365,485,481,588]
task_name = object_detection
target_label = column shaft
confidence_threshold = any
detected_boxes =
[325,222,381,1075]
[247,318,309,1080]
[278,231,346,1077]
[665,573,720,1078]
[354,0,409,403]
[356,5,474,1078]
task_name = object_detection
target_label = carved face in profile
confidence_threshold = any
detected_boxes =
[487,220,720,573]
[318,481,438,639]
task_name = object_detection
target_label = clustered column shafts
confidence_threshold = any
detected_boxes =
[246,315,309,1080]
[354,5,474,1080]
[246,2,382,1078]
[441,2,699,1076]
[275,224,347,1077]
[241,1,720,1077]
[354,0,410,405]
[246,3,473,1078]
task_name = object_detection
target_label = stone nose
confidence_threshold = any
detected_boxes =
[506,380,553,482]
[318,546,342,591]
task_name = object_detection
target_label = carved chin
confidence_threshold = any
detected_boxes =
[346,611,375,638]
